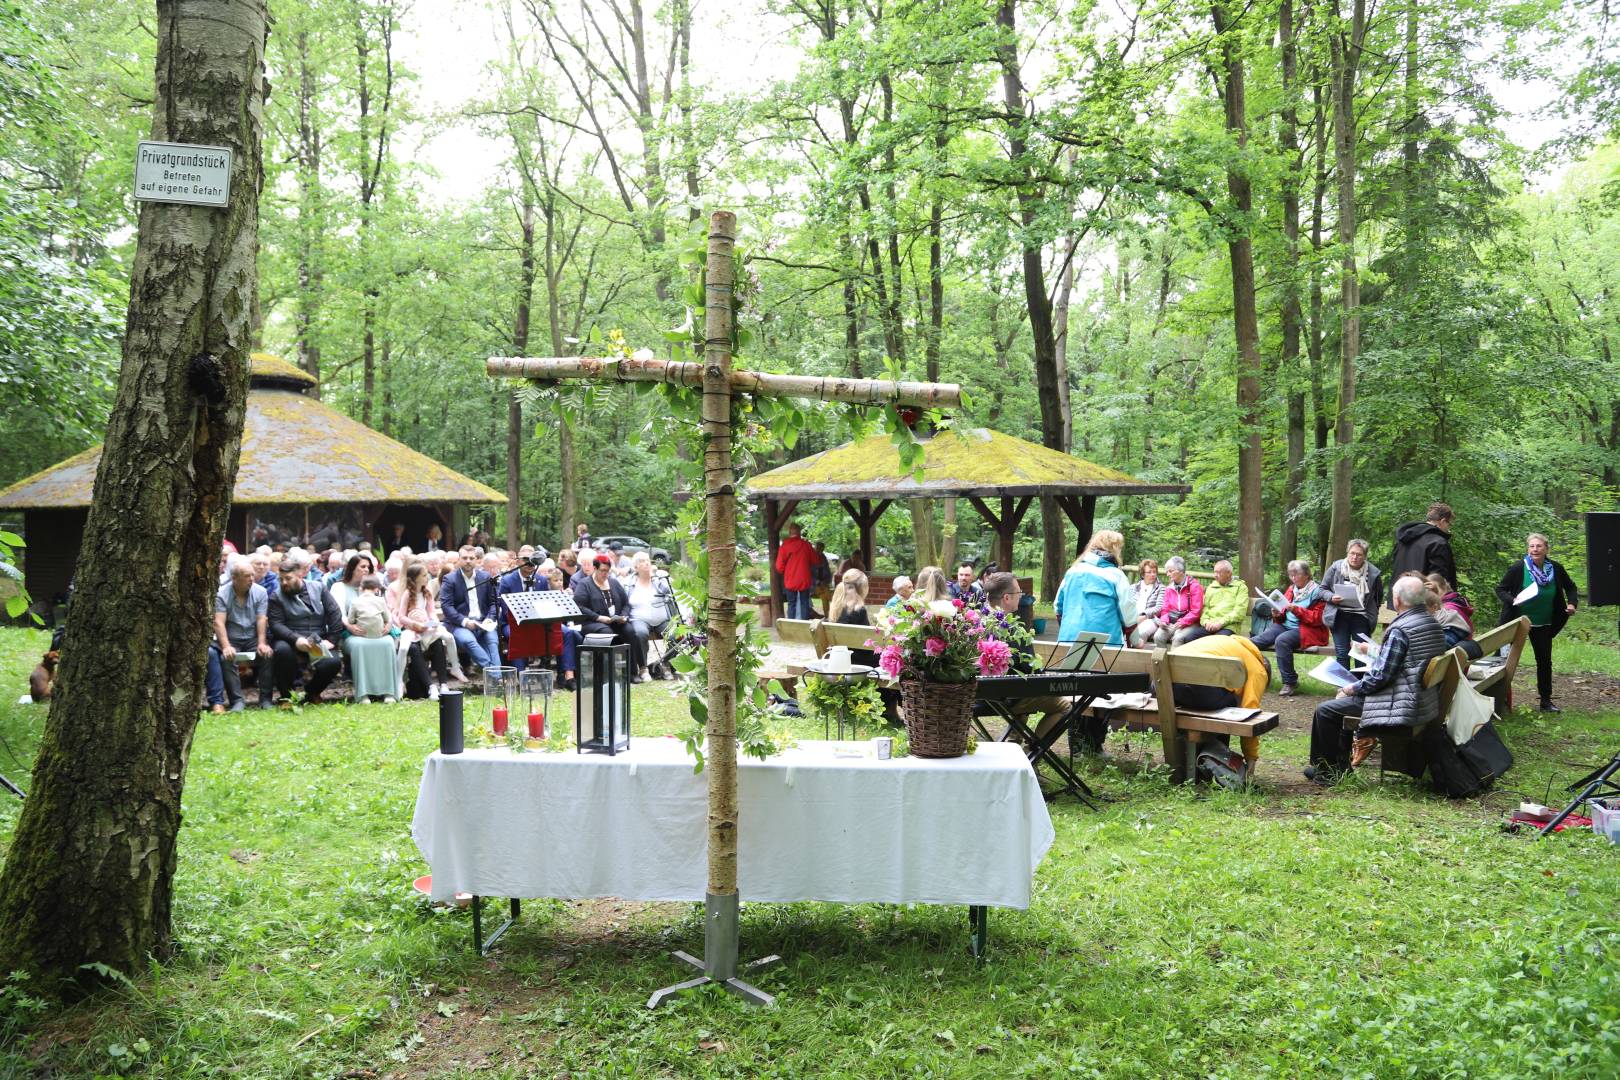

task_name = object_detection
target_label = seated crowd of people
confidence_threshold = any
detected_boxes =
[202,524,680,711]
[782,501,1575,789]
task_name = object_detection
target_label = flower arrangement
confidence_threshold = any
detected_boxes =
[874,597,1034,684]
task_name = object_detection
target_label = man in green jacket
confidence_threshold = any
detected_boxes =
[1182,559,1250,643]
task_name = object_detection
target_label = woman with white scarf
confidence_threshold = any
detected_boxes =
[1321,539,1384,670]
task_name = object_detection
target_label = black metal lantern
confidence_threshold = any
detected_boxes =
[576,635,631,754]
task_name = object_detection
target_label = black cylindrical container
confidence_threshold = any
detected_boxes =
[438,690,464,754]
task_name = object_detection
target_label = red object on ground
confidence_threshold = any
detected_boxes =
[411,875,471,906]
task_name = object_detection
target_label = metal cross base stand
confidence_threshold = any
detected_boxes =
[647,892,780,1009]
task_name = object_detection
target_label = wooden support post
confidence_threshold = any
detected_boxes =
[859,499,875,570]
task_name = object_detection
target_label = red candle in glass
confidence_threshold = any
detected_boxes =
[492,707,508,736]
[528,711,545,739]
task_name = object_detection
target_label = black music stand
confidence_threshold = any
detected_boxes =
[1538,750,1620,837]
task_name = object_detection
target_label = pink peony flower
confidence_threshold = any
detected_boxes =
[953,598,965,609]
[963,608,981,625]
[976,638,1012,678]
[879,643,904,678]
[924,637,947,657]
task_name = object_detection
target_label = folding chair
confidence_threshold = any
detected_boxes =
[646,581,686,678]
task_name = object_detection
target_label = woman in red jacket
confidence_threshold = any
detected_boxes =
[1252,559,1327,696]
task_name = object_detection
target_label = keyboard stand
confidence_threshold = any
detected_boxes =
[976,696,1100,809]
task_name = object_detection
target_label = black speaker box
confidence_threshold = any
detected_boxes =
[1586,512,1620,606]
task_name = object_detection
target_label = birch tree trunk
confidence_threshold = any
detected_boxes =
[0,0,266,986]
[702,212,739,900]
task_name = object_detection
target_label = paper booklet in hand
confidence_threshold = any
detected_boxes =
[1303,659,1358,689]
[1331,583,1363,610]
[1512,583,1539,607]
[1253,587,1287,608]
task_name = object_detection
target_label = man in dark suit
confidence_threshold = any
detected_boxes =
[441,543,501,673]
[573,551,650,681]
[267,551,344,705]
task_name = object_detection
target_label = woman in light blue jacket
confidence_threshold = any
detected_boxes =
[1054,530,1136,646]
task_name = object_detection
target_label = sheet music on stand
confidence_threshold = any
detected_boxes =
[1047,631,1114,674]
[503,590,581,625]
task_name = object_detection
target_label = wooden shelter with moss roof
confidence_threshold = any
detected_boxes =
[0,353,505,604]
[746,427,1188,618]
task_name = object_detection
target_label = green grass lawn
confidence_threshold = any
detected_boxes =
[0,625,1617,1077]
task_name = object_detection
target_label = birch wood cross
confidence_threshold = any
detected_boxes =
[488,210,960,1005]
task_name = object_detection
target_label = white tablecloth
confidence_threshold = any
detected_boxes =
[411,738,1054,909]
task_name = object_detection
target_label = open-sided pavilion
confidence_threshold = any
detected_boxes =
[746,426,1189,618]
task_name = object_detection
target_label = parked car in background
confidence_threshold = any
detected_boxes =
[596,534,673,565]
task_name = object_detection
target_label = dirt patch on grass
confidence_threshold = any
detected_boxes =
[378,898,689,1079]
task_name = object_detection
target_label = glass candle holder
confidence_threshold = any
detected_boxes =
[521,668,554,741]
[483,665,518,737]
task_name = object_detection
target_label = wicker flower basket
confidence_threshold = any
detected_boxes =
[899,678,977,758]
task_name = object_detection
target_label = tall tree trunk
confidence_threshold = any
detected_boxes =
[997,0,1066,596]
[1279,0,1305,567]
[294,27,323,387]
[508,189,537,549]
[1053,230,1079,452]
[910,119,949,572]
[941,497,959,570]
[351,0,393,427]
[380,335,392,435]
[542,191,579,544]
[879,71,907,364]
[674,0,699,221]
[1309,78,1330,565]
[841,225,862,378]
[0,0,266,985]
[1213,0,1266,590]
[1328,0,1365,557]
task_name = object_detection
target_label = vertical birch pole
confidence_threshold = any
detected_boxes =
[700,211,741,976]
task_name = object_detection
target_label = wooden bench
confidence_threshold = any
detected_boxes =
[765,616,882,693]
[1346,617,1530,777]
[1031,641,1280,784]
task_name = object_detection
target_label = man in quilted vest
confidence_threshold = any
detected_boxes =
[1305,575,1447,783]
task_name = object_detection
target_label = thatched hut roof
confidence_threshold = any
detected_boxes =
[745,427,1187,501]
[0,353,504,509]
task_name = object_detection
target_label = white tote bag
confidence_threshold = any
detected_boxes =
[1444,655,1495,745]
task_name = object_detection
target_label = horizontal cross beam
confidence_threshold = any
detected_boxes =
[487,356,961,409]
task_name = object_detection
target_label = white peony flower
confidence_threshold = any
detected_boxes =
[928,600,958,618]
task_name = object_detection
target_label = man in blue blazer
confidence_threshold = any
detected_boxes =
[442,543,501,672]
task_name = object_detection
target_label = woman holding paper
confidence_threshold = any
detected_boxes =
[1495,533,1579,712]
[1321,540,1383,670]
[1252,560,1328,696]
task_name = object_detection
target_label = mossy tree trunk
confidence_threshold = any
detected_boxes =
[0,0,266,988]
